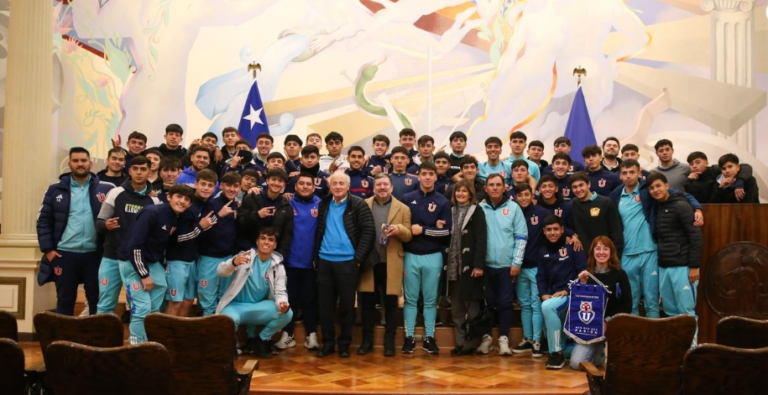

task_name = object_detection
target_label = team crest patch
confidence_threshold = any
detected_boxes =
[132,282,141,291]
[293,209,298,215]
[578,301,595,324]
[361,180,369,188]
[500,171,507,178]
[405,178,413,186]
[315,178,322,186]
[200,280,208,288]
[590,207,601,217]
[428,202,437,212]
[311,208,319,217]
[559,247,568,257]
[634,195,641,203]
[598,179,606,188]
[563,188,571,197]
[502,208,510,216]
[170,289,177,297]
[554,208,563,217]
[531,215,538,225]
[569,166,575,172]
[96,192,106,203]
[54,267,63,276]
[101,278,109,286]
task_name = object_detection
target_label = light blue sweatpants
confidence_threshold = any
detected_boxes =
[119,260,167,342]
[622,251,660,318]
[166,260,197,302]
[659,266,698,338]
[517,267,543,342]
[403,252,442,338]
[96,257,123,314]
[541,296,569,353]
[198,255,230,316]
[221,301,293,341]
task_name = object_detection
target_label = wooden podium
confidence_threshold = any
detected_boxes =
[697,204,768,343]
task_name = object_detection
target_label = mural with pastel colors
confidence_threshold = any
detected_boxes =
[0,0,766,202]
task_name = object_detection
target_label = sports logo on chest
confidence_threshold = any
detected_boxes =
[530,215,539,225]
[55,194,63,202]
[569,166,575,172]
[500,171,507,178]
[634,195,641,203]
[428,202,437,212]
[590,208,601,217]
[96,192,107,203]
[562,188,571,197]
[598,179,606,188]
[502,208,510,216]
[405,178,413,186]
[315,178,322,186]
[559,247,568,257]
[361,180,369,188]
[554,208,563,217]
[311,208,319,217]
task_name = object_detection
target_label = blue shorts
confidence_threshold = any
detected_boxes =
[166,260,197,302]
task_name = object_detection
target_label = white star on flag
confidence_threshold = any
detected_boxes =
[243,105,264,130]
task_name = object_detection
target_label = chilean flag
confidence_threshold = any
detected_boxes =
[237,80,270,147]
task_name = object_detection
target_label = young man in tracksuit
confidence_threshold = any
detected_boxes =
[96,156,160,315]
[478,137,512,184]
[536,175,574,230]
[609,160,704,318]
[570,172,624,256]
[402,162,452,354]
[537,215,587,369]
[648,172,704,339]
[478,174,527,355]
[390,146,420,201]
[279,173,322,351]
[165,169,218,317]
[176,146,218,192]
[196,172,241,317]
[582,145,620,196]
[123,185,196,341]
[238,168,294,257]
[345,146,374,199]
[366,134,391,176]
[37,147,114,315]
[544,153,575,201]
[512,183,549,357]
[217,228,293,359]
[285,145,329,198]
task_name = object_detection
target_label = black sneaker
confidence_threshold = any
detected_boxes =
[243,337,258,354]
[512,338,533,354]
[121,310,131,324]
[546,351,565,369]
[402,336,416,354]
[531,341,544,358]
[450,345,464,355]
[422,337,440,354]
[254,338,274,359]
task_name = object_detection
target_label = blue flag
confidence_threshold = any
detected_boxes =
[237,80,270,147]
[564,281,610,344]
[564,87,597,166]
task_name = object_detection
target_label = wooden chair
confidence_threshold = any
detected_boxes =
[145,313,258,395]
[716,316,768,349]
[45,340,171,395]
[0,310,18,341]
[581,314,696,395]
[0,338,26,395]
[684,344,768,395]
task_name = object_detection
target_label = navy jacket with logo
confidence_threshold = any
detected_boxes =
[587,168,621,196]
[96,180,160,260]
[536,239,587,297]
[127,204,181,278]
[521,204,552,269]
[198,194,239,258]
[365,155,390,176]
[165,198,208,262]
[285,164,329,198]
[403,189,452,255]
[37,173,114,254]
[346,169,374,199]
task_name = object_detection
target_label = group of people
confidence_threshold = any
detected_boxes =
[36,124,758,370]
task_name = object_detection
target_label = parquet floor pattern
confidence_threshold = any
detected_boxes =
[249,346,589,394]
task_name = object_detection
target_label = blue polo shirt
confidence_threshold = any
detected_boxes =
[619,187,656,255]
[58,176,98,252]
[478,160,512,184]
[319,198,355,262]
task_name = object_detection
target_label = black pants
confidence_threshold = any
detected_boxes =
[50,250,101,316]
[360,262,398,341]
[284,267,318,336]
[317,259,358,348]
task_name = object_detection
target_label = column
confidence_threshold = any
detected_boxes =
[0,0,56,334]
[702,0,757,154]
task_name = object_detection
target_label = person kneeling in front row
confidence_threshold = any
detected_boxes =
[216,228,293,359]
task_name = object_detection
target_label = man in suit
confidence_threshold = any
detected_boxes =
[358,173,413,357]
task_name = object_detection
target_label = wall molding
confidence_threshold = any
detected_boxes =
[0,277,27,319]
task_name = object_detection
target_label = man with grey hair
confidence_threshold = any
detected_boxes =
[314,171,377,358]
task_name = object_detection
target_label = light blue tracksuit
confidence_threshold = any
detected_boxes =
[119,260,167,342]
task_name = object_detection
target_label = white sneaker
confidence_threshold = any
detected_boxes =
[79,300,90,317]
[275,332,296,350]
[476,335,493,354]
[498,336,512,356]
[304,332,320,350]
